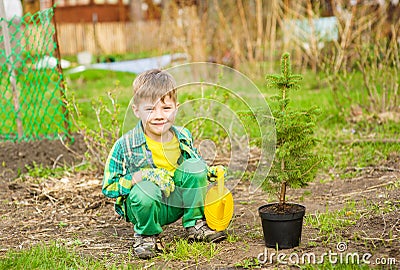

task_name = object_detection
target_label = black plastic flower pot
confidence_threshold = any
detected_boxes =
[258,203,306,249]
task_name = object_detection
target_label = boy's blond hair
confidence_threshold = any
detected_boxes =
[133,69,177,105]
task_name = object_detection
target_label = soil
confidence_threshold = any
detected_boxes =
[0,138,399,269]
[0,134,87,180]
[259,203,306,216]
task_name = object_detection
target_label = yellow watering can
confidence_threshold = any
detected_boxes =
[204,167,234,231]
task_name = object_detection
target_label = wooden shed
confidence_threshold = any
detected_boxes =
[55,0,130,22]
[31,0,130,22]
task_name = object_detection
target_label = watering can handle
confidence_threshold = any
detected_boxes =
[216,167,224,195]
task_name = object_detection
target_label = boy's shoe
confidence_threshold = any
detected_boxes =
[132,233,161,259]
[186,219,226,242]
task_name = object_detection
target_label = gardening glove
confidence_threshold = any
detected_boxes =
[207,165,226,182]
[141,168,175,197]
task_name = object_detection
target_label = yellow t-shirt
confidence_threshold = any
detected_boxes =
[145,134,181,172]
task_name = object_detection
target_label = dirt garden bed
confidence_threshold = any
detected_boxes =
[0,139,399,269]
[0,135,87,181]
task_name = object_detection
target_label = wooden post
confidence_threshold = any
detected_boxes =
[130,0,142,22]
[118,0,126,21]
[0,1,23,139]
[51,1,71,141]
[92,12,99,61]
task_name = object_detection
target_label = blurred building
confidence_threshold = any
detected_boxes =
[22,0,164,22]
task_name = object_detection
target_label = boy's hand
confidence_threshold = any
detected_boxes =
[207,165,226,182]
[141,168,175,197]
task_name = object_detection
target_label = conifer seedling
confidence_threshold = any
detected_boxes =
[264,52,323,209]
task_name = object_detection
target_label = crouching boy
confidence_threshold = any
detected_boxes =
[102,69,226,259]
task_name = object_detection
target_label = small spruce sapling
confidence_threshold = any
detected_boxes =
[264,52,323,208]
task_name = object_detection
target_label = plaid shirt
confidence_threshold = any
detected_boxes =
[102,121,202,218]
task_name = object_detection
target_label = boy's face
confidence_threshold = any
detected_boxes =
[133,96,178,141]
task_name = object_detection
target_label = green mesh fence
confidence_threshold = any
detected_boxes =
[0,7,70,142]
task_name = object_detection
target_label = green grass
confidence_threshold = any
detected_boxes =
[0,239,219,270]
[226,232,240,243]
[0,242,159,270]
[304,201,362,243]
[160,238,220,262]
[0,242,104,270]
[332,141,399,179]
[305,196,399,247]
[17,158,90,180]
[24,161,69,179]
[234,257,260,269]
[65,69,135,131]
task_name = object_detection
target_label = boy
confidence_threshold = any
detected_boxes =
[102,69,226,259]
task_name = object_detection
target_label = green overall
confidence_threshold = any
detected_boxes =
[126,158,208,235]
